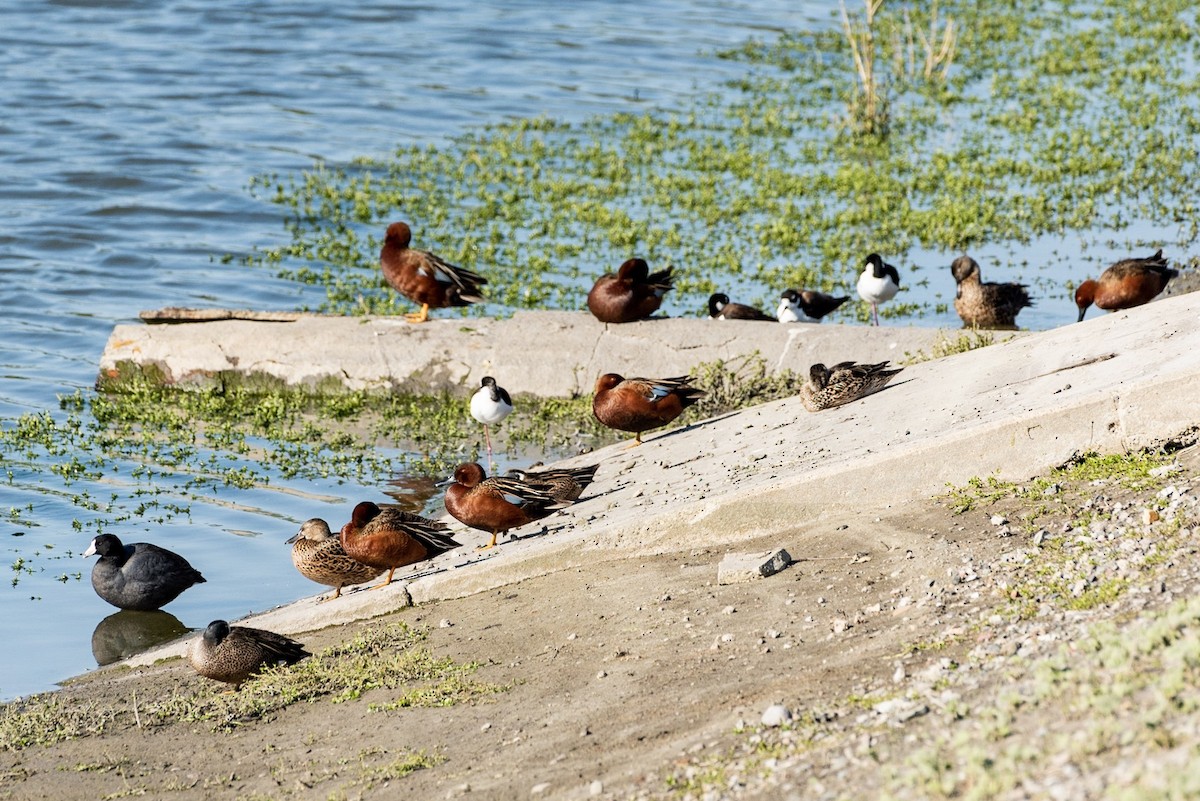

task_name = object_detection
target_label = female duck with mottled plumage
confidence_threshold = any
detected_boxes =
[950,255,1033,329]
[286,518,383,602]
[188,620,310,689]
[799,361,902,412]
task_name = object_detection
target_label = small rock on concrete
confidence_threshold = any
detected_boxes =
[762,704,792,727]
[718,548,792,585]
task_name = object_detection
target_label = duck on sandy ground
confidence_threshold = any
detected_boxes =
[856,253,901,326]
[286,518,384,602]
[592,373,706,446]
[586,258,674,323]
[470,375,514,470]
[339,502,461,588]
[708,292,776,321]
[83,533,205,611]
[950,255,1033,329]
[1075,249,1178,322]
[443,462,577,550]
[799,361,903,412]
[379,221,487,323]
[188,620,310,690]
[777,289,850,323]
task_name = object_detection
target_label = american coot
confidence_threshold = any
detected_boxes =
[188,620,310,689]
[83,533,206,611]
[285,518,383,601]
[338,503,461,588]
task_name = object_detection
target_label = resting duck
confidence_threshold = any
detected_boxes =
[339,502,461,587]
[1075,249,1177,321]
[856,253,901,326]
[950,255,1033,329]
[380,221,487,323]
[83,534,205,611]
[777,289,850,323]
[708,293,776,321]
[470,376,514,469]
[592,373,706,445]
[286,518,383,601]
[586,258,674,323]
[799,361,902,411]
[188,620,310,690]
[505,464,599,503]
[443,462,573,549]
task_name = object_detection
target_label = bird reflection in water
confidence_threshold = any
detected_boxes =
[91,609,190,666]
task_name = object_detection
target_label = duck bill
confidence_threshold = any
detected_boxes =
[284,533,299,544]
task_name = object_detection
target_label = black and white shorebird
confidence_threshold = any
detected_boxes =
[856,253,901,326]
[777,289,851,323]
[470,376,513,469]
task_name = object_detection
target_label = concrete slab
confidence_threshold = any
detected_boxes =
[119,292,1200,670]
[97,310,1017,397]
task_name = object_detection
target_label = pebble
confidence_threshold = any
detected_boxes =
[761,704,792,727]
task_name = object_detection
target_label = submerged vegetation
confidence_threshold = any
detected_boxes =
[240,1,1199,321]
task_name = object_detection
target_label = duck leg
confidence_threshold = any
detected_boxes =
[477,530,499,551]
[369,567,397,589]
[404,303,431,324]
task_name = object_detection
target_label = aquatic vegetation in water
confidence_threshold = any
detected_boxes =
[239,0,1200,322]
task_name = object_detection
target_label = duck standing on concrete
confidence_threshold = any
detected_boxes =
[950,255,1033,329]
[443,462,572,549]
[1075,249,1178,322]
[470,376,514,470]
[586,258,674,323]
[799,361,902,412]
[286,518,383,601]
[505,464,599,503]
[592,373,706,445]
[339,502,461,588]
[380,221,487,323]
[83,534,205,611]
[708,292,777,321]
[188,620,310,690]
[777,289,850,323]
[856,253,901,326]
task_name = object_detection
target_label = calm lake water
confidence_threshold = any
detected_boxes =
[0,0,848,700]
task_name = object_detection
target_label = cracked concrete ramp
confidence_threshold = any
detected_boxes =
[120,293,1199,669]
[98,309,1000,397]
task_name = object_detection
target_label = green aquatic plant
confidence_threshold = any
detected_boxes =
[238,1,1200,321]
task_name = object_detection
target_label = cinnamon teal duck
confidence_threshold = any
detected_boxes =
[286,518,384,601]
[950,255,1032,329]
[1075,249,1177,321]
[592,373,706,445]
[799,361,902,411]
[443,462,573,550]
[586,258,674,323]
[339,502,460,588]
[380,221,487,323]
[83,534,205,611]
